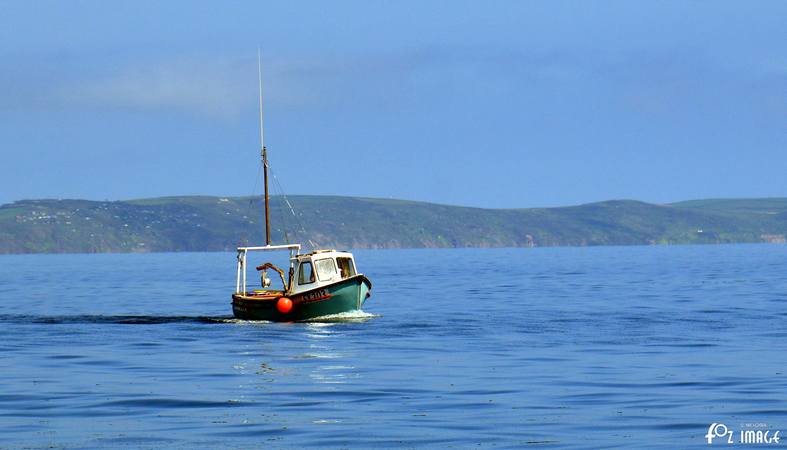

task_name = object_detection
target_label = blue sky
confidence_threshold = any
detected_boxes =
[0,1,784,208]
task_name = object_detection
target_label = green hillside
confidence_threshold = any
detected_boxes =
[0,195,786,254]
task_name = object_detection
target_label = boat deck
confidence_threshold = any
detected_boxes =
[236,290,284,300]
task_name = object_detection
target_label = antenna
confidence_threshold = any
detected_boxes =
[257,48,265,153]
[258,48,271,245]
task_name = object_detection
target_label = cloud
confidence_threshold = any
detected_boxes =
[1,46,782,124]
[58,56,254,118]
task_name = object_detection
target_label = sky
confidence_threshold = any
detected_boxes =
[0,1,784,208]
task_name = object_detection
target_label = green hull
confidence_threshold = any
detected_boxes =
[232,275,372,322]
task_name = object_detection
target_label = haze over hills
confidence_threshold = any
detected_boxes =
[0,195,786,254]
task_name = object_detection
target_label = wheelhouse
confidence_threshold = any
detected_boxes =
[290,250,358,295]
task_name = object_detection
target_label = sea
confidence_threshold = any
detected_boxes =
[1,244,786,449]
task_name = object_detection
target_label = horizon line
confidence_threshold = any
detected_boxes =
[4,194,787,211]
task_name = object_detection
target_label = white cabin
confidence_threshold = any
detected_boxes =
[290,250,358,295]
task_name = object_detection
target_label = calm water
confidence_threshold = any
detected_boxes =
[1,245,786,449]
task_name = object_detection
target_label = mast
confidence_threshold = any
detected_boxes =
[258,49,271,245]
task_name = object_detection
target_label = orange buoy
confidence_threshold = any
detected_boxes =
[276,297,293,314]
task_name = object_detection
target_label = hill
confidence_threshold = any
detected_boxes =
[0,195,786,254]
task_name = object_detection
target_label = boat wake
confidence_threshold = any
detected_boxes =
[0,312,379,325]
[0,314,234,325]
[303,310,380,323]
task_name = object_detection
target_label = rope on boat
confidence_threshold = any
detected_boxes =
[269,165,320,250]
[238,161,265,247]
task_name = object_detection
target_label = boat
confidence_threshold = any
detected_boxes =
[230,52,373,322]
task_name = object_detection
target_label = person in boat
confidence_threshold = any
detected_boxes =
[336,256,355,279]
[256,262,287,290]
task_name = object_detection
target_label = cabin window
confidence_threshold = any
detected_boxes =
[298,261,315,285]
[336,257,356,278]
[315,258,337,281]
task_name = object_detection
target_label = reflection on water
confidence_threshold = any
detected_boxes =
[304,324,355,385]
[231,322,362,408]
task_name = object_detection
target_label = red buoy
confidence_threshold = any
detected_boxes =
[276,297,293,314]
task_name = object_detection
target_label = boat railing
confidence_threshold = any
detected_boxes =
[236,244,301,294]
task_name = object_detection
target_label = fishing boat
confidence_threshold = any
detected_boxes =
[231,52,372,321]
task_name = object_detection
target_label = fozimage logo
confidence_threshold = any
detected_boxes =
[706,422,781,445]
[706,423,733,444]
